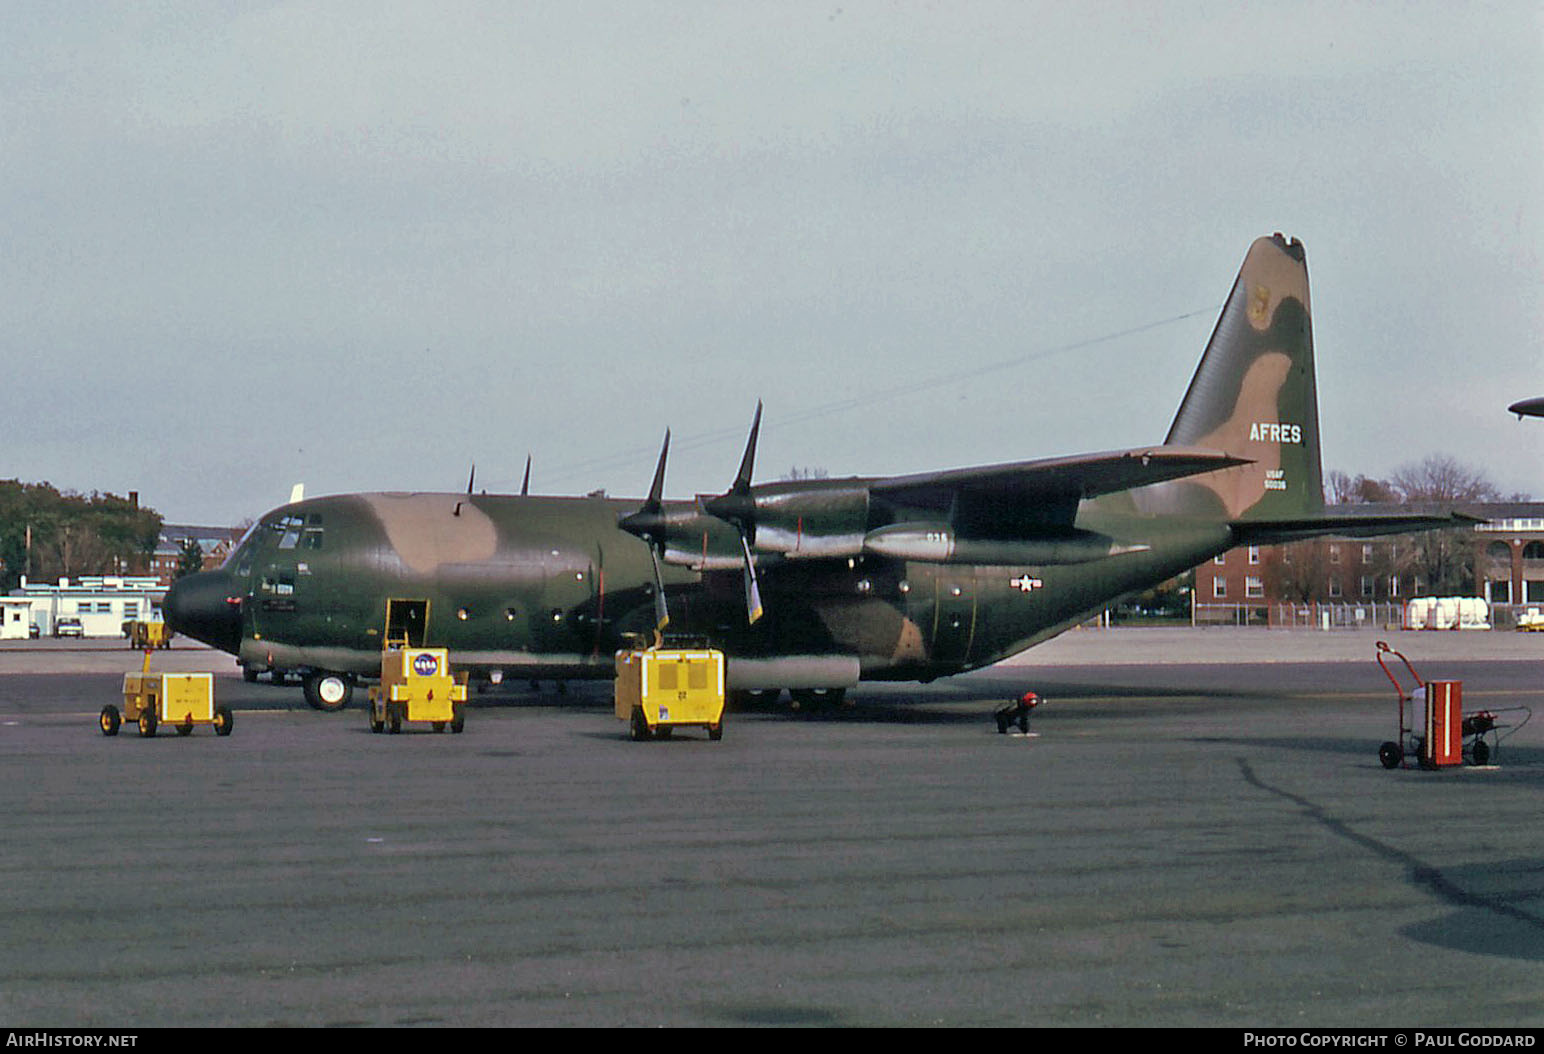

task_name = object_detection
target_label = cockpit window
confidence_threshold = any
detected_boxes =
[272,514,305,550]
[221,521,262,574]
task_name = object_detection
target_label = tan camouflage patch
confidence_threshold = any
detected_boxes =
[1190,351,1292,518]
[891,617,927,663]
[360,493,498,575]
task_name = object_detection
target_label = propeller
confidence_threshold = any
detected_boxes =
[617,431,673,632]
[520,454,531,497]
[701,402,765,625]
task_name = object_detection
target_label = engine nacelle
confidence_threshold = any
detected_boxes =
[738,483,871,558]
[862,523,1149,565]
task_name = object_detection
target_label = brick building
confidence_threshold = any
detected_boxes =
[150,525,248,587]
[1193,502,1544,626]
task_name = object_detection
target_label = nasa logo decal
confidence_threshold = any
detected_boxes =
[412,652,440,677]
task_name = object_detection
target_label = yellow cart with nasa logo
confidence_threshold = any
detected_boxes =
[369,647,468,734]
[102,650,233,737]
[615,642,725,741]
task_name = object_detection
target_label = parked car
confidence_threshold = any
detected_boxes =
[54,617,84,639]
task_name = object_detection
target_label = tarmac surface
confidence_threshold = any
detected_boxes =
[1,629,1541,1027]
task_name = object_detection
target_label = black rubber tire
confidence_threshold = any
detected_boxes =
[138,707,157,738]
[790,687,845,710]
[303,673,353,712]
[1472,739,1490,766]
[629,707,652,741]
[214,707,234,736]
[1378,741,1402,769]
[100,706,120,737]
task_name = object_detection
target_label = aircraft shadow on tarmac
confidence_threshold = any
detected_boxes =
[228,673,1295,728]
[1190,734,1544,776]
[1400,858,1544,963]
[1238,757,1544,965]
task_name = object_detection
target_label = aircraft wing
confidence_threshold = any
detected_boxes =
[874,446,1249,501]
[871,446,1249,537]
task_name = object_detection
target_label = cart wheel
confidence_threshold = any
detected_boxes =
[99,705,120,737]
[214,707,234,736]
[176,718,194,737]
[1378,741,1401,769]
[709,722,723,741]
[432,721,446,733]
[370,716,384,733]
[450,706,465,734]
[388,704,401,734]
[138,708,157,738]
[1472,739,1490,766]
[629,706,652,741]
[656,726,673,740]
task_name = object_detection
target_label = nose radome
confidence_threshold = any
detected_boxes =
[164,570,243,654]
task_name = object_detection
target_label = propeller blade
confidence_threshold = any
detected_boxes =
[467,462,476,496]
[701,404,762,541]
[700,405,767,624]
[737,530,764,625]
[618,431,671,538]
[520,455,531,496]
[646,429,670,511]
[617,430,675,632]
[730,401,762,495]
[648,545,670,631]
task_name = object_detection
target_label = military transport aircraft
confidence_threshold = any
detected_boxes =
[166,234,1465,711]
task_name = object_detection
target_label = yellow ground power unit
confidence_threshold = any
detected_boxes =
[102,652,232,737]
[369,647,468,734]
[126,620,173,649]
[615,644,726,741]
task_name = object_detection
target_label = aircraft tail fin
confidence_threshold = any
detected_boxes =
[1154,233,1324,523]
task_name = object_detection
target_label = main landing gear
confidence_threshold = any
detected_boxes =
[302,672,354,712]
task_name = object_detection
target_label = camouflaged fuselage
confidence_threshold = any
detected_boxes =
[202,488,1230,686]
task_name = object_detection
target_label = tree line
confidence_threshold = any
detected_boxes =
[0,480,162,591]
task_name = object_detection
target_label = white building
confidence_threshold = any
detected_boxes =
[0,597,35,639]
[9,576,165,638]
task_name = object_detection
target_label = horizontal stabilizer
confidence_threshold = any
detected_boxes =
[1232,511,1483,546]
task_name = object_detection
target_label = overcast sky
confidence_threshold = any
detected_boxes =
[5,1,1541,525]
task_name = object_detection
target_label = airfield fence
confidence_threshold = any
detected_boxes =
[1268,601,1406,630]
[1190,601,1407,629]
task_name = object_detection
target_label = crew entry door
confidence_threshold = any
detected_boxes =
[385,599,429,648]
